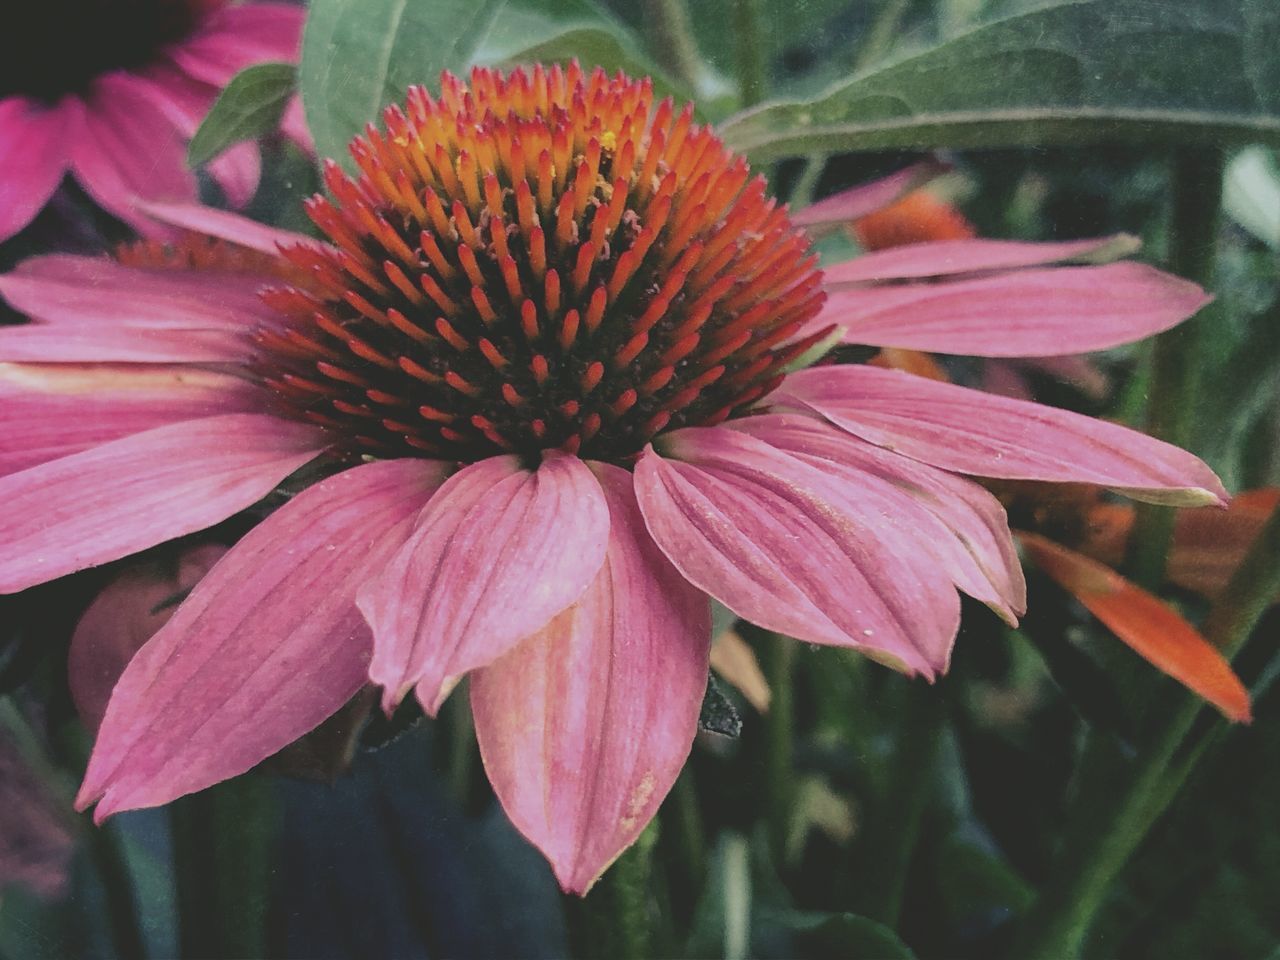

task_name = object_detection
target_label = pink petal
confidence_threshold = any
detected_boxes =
[0,325,253,363]
[0,414,327,593]
[77,458,445,819]
[776,365,1227,506]
[207,140,261,207]
[792,161,950,228]
[730,413,1026,622]
[359,453,609,714]
[0,254,280,329]
[0,363,261,475]
[134,199,319,255]
[471,463,710,895]
[167,3,304,87]
[70,544,229,733]
[70,75,197,230]
[635,427,962,676]
[820,263,1208,356]
[0,96,73,241]
[280,95,314,154]
[126,64,265,208]
[823,235,1136,286]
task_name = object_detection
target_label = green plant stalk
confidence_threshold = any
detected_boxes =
[641,0,702,94]
[1128,148,1224,590]
[1012,500,1280,959]
[89,821,150,960]
[853,682,944,926]
[567,822,659,960]
[763,632,795,867]
[445,679,477,811]
[171,775,277,960]
[666,768,707,897]
[733,0,766,108]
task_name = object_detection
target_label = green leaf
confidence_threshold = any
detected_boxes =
[299,0,657,167]
[719,0,1280,161]
[187,62,296,167]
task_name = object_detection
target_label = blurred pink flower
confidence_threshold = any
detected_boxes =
[0,734,74,900]
[0,66,1224,893]
[69,543,228,733]
[0,0,305,241]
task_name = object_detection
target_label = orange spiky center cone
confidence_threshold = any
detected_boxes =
[256,62,828,464]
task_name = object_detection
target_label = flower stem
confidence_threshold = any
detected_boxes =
[642,0,702,94]
[1127,148,1224,590]
[171,775,277,960]
[763,632,796,867]
[88,820,149,960]
[733,0,766,107]
[567,822,658,960]
[853,681,943,926]
[1011,499,1280,958]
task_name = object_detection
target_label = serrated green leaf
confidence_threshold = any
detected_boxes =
[719,0,1280,160]
[299,0,659,167]
[187,62,296,167]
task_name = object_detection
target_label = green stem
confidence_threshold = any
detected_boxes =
[171,775,277,960]
[1127,148,1224,589]
[733,0,766,108]
[1011,499,1280,959]
[763,632,795,867]
[25,708,147,960]
[89,821,149,960]
[445,680,477,812]
[567,822,658,960]
[666,768,707,897]
[853,682,943,926]
[641,0,702,94]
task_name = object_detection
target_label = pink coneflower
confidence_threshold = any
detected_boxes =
[0,0,305,241]
[0,733,74,900]
[0,64,1226,893]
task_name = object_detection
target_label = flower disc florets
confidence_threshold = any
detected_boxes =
[257,62,827,464]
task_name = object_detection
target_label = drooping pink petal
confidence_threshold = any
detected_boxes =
[776,365,1228,506]
[819,263,1209,356]
[166,3,304,87]
[0,254,280,329]
[77,458,445,819]
[70,75,197,230]
[0,96,74,242]
[791,160,950,228]
[0,414,327,593]
[471,462,710,895]
[69,543,229,733]
[359,452,610,715]
[823,235,1137,286]
[0,363,261,475]
[134,199,320,255]
[730,413,1026,622]
[635,427,961,676]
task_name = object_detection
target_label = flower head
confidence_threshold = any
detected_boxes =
[264,65,825,462]
[0,64,1228,893]
[0,0,307,241]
